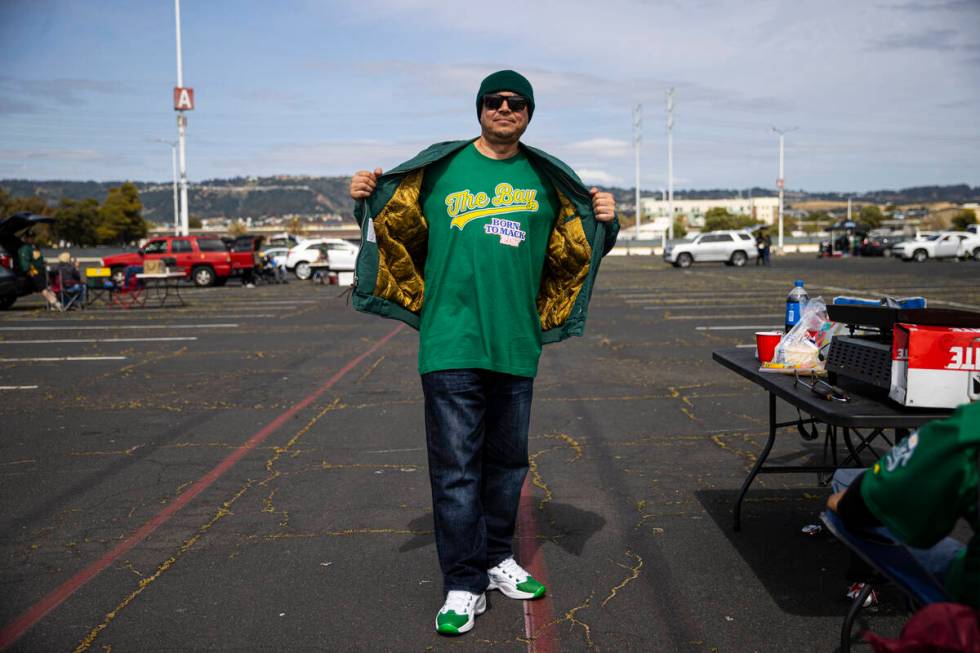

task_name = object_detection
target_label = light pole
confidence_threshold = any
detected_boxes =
[633,103,642,241]
[153,139,179,235]
[174,0,190,236]
[772,125,798,252]
[666,88,675,241]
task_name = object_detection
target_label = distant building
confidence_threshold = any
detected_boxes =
[640,197,780,228]
[619,217,673,241]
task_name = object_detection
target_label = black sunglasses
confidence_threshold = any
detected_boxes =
[483,94,528,112]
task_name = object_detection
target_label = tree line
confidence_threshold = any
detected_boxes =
[700,204,976,234]
[0,182,149,246]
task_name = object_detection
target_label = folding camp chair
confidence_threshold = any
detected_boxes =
[51,269,86,310]
[820,510,964,652]
[83,266,114,307]
[110,265,146,308]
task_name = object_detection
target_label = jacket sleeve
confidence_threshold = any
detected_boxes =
[353,198,367,229]
[17,245,32,274]
[601,218,620,256]
[859,404,978,549]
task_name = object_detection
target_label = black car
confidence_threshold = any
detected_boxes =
[861,233,904,256]
[0,212,55,309]
[0,263,17,309]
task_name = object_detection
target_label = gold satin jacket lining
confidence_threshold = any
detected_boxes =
[371,170,592,329]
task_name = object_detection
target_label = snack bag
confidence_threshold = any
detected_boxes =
[773,297,842,369]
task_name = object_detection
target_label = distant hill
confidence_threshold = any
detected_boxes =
[605,184,980,206]
[0,176,357,224]
[2,177,977,224]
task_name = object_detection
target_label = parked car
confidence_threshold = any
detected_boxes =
[663,230,758,268]
[284,238,359,280]
[860,233,904,256]
[0,262,18,309]
[260,246,289,267]
[101,235,234,286]
[266,233,301,249]
[0,212,55,309]
[226,235,265,281]
[891,231,980,262]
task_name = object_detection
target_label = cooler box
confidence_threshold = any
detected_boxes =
[889,324,980,408]
[337,271,354,286]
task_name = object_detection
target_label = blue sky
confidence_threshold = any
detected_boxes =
[1,0,978,192]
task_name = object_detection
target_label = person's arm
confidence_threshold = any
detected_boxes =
[847,405,977,549]
[589,188,619,255]
[827,473,882,532]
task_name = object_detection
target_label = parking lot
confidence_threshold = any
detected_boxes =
[1,254,978,652]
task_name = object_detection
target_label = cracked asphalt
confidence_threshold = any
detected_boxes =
[2,254,979,652]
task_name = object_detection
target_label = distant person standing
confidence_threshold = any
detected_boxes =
[16,231,59,309]
[349,70,618,636]
[756,228,772,266]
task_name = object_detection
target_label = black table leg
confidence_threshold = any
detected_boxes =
[734,391,778,532]
[172,279,185,306]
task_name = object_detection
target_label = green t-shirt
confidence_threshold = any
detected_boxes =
[17,244,43,276]
[860,401,980,607]
[417,143,559,377]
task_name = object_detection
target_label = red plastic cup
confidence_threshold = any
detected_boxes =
[755,331,782,363]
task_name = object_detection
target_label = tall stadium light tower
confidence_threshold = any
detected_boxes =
[666,88,675,241]
[633,103,642,241]
[772,125,798,252]
[173,0,194,236]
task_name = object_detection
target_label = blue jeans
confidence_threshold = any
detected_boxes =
[832,469,961,584]
[421,369,533,595]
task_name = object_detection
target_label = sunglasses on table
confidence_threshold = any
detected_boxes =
[483,94,529,112]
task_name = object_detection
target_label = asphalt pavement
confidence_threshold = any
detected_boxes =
[2,255,979,652]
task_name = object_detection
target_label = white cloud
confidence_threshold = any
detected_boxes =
[575,169,623,187]
[565,139,632,159]
[218,140,431,177]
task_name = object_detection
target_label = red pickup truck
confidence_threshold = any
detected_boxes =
[101,236,251,287]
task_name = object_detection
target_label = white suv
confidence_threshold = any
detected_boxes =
[891,231,980,262]
[663,230,759,268]
[285,238,360,279]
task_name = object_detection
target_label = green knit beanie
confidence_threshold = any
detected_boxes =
[476,70,535,120]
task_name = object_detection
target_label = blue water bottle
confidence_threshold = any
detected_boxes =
[785,280,809,333]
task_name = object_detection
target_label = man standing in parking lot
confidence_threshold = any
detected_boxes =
[756,228,771,266]
[349,70,618,636]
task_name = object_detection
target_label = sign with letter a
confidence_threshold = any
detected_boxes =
[173,87,195,111]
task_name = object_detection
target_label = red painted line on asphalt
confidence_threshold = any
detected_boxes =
[517,476,557,653]
[0,323,405,651]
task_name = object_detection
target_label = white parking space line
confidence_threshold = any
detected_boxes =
[924,299,980,311]
[736,344,757,348]
[667,314,782,321]
[2,314,278,321]
[135,313,278,318]
[696,325,782,331]
[0,324,238,332]
[0,337,198,344]
[620,291,773,299]
[205,301,319,305]
[0,385,39,390]
[642,303,778,310]
[0,356,127,362]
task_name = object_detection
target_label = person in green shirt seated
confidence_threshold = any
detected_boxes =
[350,70,617,636]
[16,231,59,309]
[827,401,980,609]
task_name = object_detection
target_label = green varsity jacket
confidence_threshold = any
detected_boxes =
[351,139,620,344]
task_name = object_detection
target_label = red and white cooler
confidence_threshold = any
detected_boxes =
[890,324,980,408]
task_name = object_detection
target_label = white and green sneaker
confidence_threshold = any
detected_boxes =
[435,590,486,635]
[487,557,547,600]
